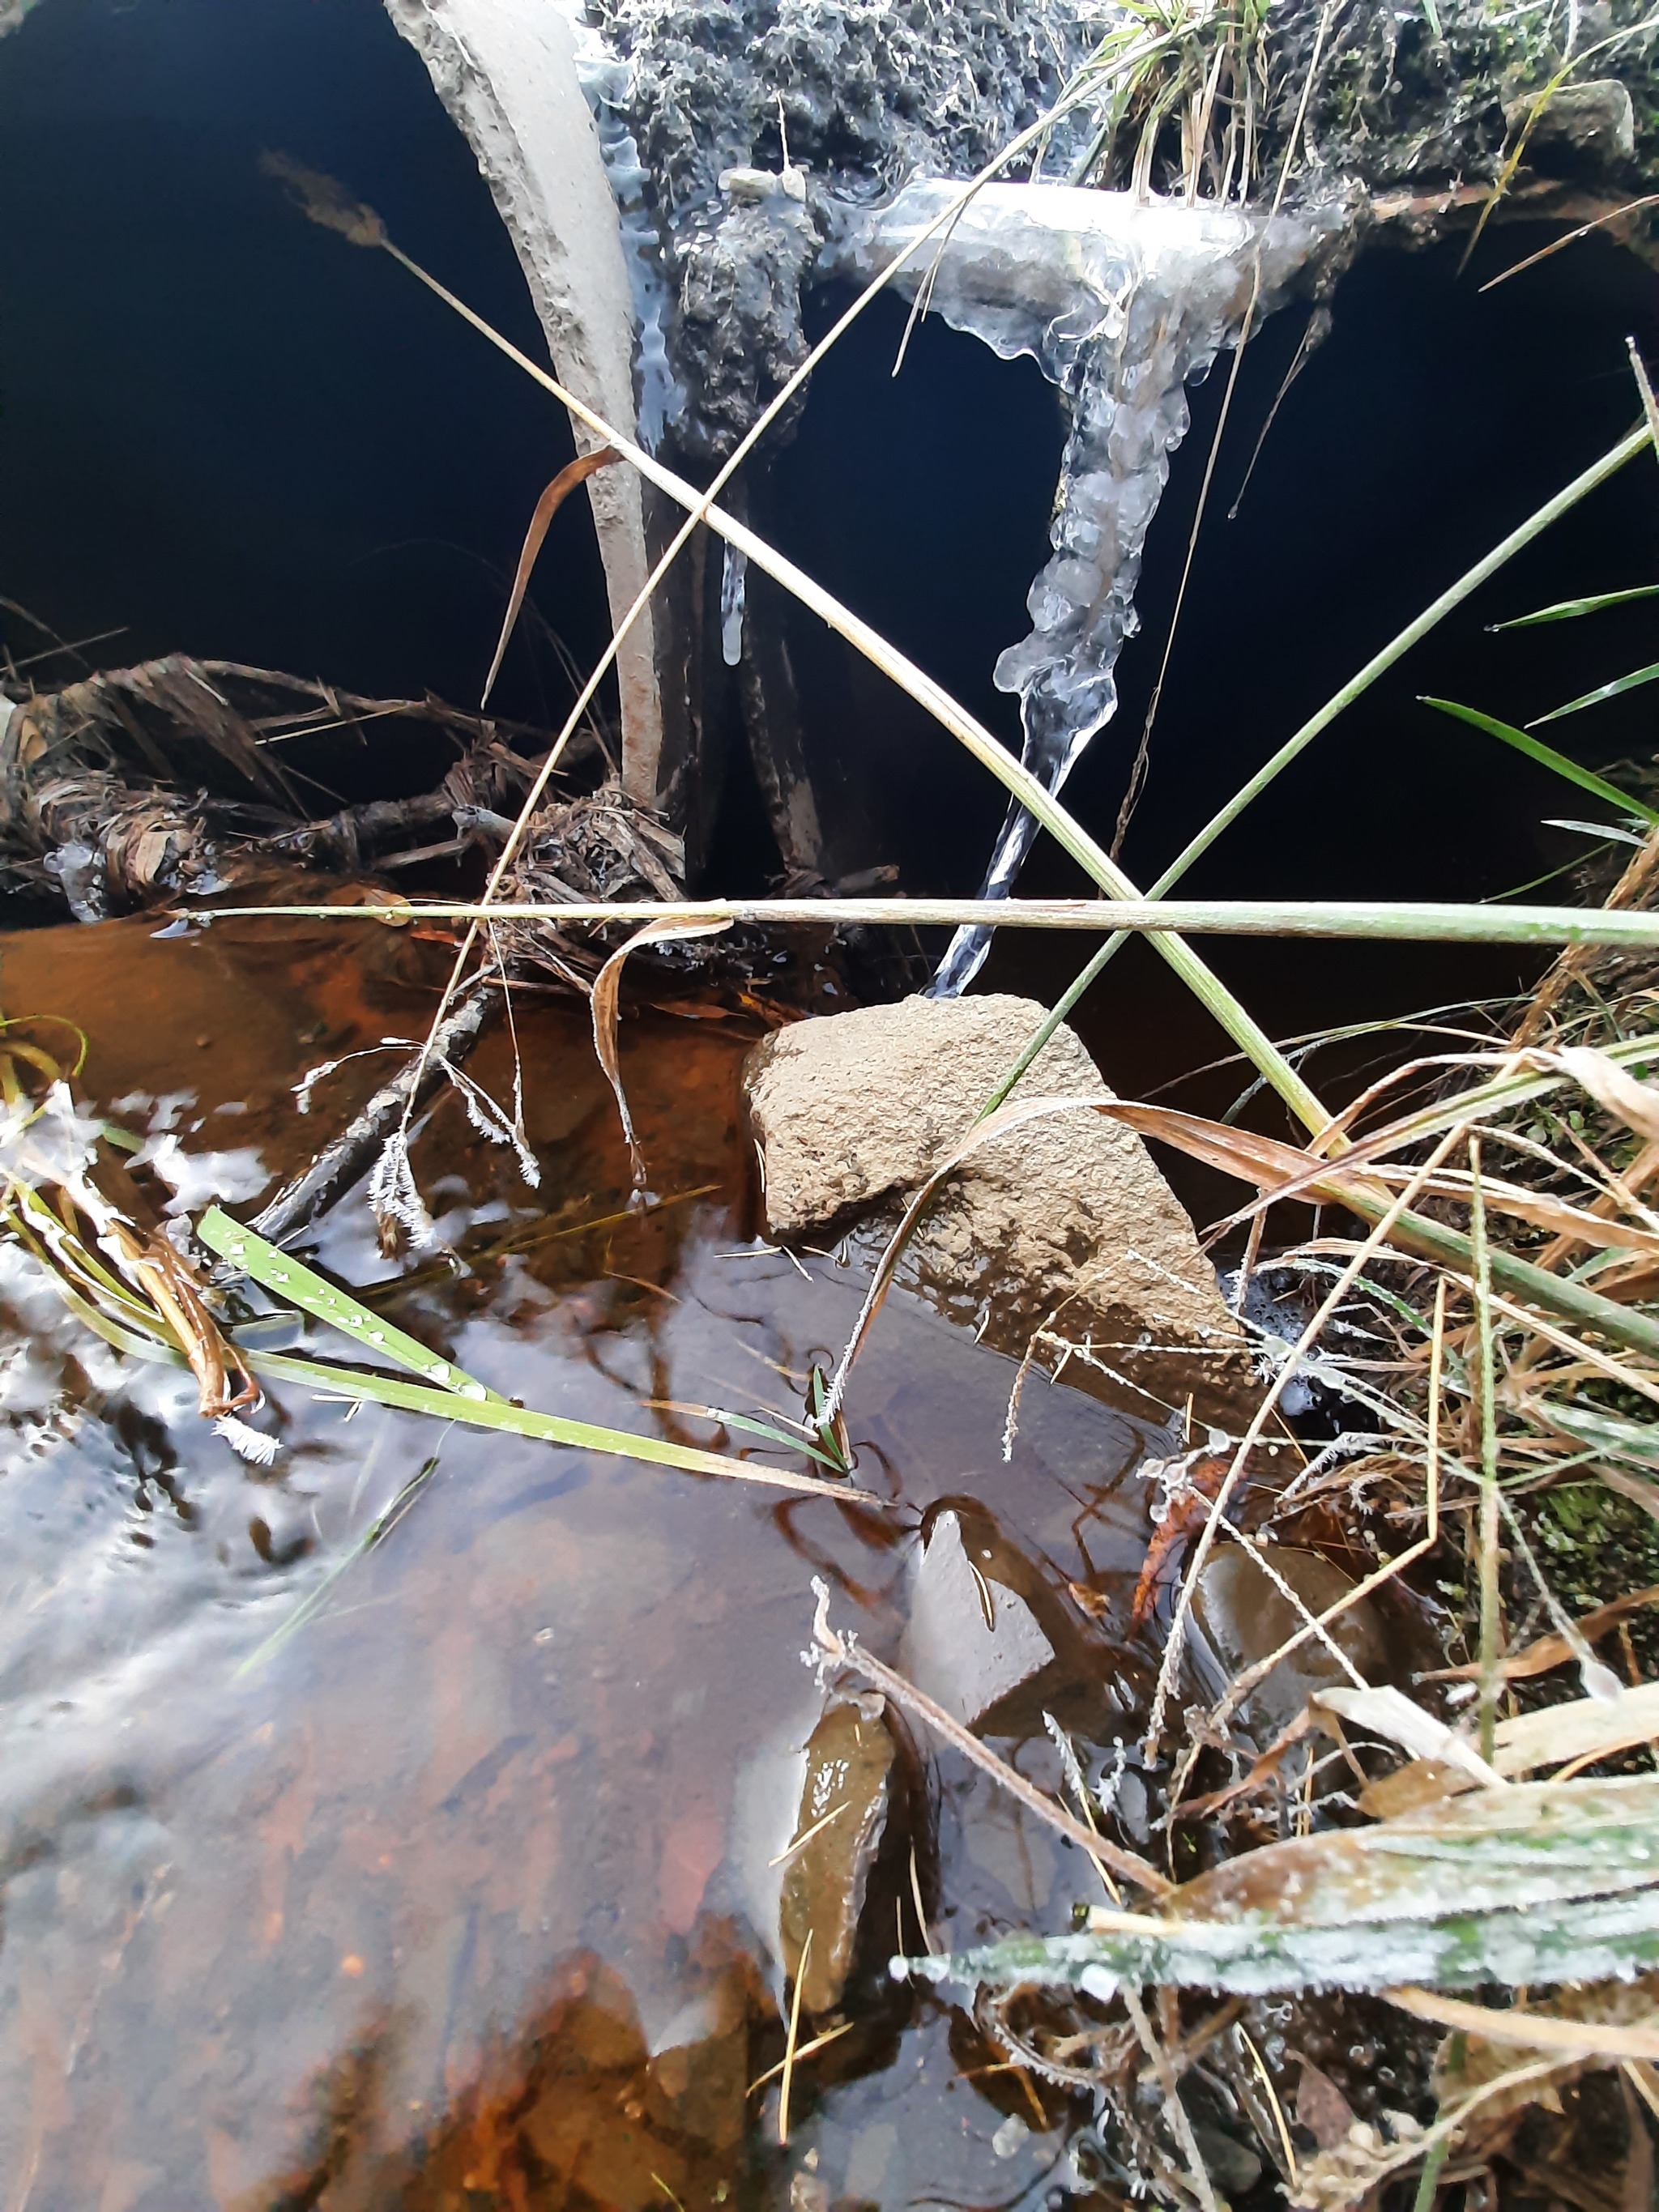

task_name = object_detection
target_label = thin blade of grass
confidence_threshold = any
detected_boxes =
[1479,195,1659,294]
[236,1448,443,1677]
[1490,583,1659,628]
[591,918,731,1189]
[1470,1136,1503,1767]
[968,420,1656,1126]
[1421,698,1659,823]
[198,1205,501,1400]
[1531,660,1659,727]
[205,893,1659,952]
[644,1399,852,1475]
[245,1345,871,1498]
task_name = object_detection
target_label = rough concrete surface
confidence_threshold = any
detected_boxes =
[385,0,667,800]
[744,995,1249,1410]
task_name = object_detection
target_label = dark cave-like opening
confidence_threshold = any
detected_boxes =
[0,0,616,802]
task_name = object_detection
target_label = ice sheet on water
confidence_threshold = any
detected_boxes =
[821,180,1355,991]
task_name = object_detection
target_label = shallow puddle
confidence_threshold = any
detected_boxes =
[0,912,1171,2209]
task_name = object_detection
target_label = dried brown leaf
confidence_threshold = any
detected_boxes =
[1356,1758,1477,1819]
[1557,1045,1659,1144]
[591,916,731,1188]
[481,447,621,706]
[1294,2057,1358,2152]
[1492,1677,1659,1776]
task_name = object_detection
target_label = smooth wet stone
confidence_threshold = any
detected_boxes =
[1191,1547,1391,1740]
[778,1698,897,2015]
[1191,2116,1264,2198]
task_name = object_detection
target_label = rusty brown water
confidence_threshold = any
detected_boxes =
[0,913,1167,2208]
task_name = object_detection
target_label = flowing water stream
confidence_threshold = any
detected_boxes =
[0,909,1174,2206]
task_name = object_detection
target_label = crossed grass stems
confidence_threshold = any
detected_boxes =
[19,26,1659,2198]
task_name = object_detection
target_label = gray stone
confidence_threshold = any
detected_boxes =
[901,1508,1057,1731]
[743,995,1250,1410]
[1505,79,1636,170]
[1191,1547,1391,1741]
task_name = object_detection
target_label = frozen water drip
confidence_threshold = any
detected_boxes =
[821,180,1354,993]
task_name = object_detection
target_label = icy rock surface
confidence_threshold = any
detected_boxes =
[587,0,1117,458]
[822,177,1356,992]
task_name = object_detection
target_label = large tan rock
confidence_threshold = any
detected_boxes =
[743,995,1251,1416]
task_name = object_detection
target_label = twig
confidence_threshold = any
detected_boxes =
[1124,1986,1220,2212]
[249,974,503,1242]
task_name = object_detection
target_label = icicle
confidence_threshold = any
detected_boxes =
[720,543,748,667]
[821,179,1354,994]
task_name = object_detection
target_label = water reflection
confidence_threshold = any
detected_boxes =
[0,913,1166,2204]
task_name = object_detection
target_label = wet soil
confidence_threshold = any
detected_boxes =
[0,911,1172,2208]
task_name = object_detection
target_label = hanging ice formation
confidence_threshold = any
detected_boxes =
[720,543,749,667]
[821,179,1355,995]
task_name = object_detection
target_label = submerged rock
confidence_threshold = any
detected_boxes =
[901,1507,1059,1731]
[743,994,1251,1415]
[778,1698,898,2014]
[1191,1546,1390,1741]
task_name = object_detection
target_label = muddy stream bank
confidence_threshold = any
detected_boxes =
[0,910,1198,2206]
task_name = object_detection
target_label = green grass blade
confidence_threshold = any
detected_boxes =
[198,1204,502,1400]
[1533,660,1659,725]
[236,1450,445,1677]
[5,1225,868,1500]
[1491,582,1659,629]
[245,1347,871,1500]
[1421,697,1659,823]
[678,1403,851,1474]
